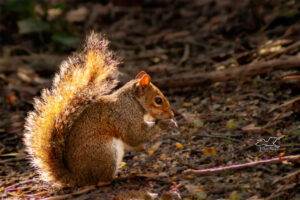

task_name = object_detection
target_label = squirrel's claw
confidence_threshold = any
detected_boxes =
[157,118,178,131]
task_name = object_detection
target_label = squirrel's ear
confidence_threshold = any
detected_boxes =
[136,71,148,79]
[139,74,151,87]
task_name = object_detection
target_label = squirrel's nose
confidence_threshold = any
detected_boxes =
[161,109,175,119]
[161,111,173,119]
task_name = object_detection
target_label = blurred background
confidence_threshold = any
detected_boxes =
[0,0,300,199]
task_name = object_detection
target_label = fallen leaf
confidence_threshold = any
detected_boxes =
[160,153,168,160]
[182,102,193,108]
[148,150,154,156]
[203,147,218,156]
[176,143,184,149]
[193,119,204,129]
[242,123,262,133]
[229,191,241,200]
[119,162,126,168]
[18,18,49,34]
[52,33,80,48]
[66,7,88,23]
[226,119,238,129]
[185,184,207,200]
[6,93,17,105]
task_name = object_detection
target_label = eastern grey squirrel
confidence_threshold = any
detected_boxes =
[24,32,177,187]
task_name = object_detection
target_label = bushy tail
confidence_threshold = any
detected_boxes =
[24,32,119,187]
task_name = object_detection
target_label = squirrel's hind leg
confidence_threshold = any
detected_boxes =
[65,134,121,185]
[95,138,125,187]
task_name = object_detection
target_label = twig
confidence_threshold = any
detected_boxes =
[266,183,297,200]
[268,40,300,59]
[240,93,273,102]
[272,169,300,185]
[154,55,300,89]
[269,95,300,112]
[184,155,300,175]
[178,44,190,66]
[283,75,300,80]
[194,134,241,142]
[45,185,96,200]
[264,106,293,129]
[0,156,27,164]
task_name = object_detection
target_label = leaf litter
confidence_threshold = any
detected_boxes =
[0,0,300,199]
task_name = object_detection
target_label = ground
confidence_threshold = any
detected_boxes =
[0,0,300,199]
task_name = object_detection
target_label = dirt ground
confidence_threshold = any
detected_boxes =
[0,0,300,199]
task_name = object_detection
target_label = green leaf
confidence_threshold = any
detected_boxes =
[18,18,49,34]
[4,0,32,14]
[226,119,238,129]
[193,119,204,129]
[53,1,66,9]
[52,33,80,48]
[230,191,241,200]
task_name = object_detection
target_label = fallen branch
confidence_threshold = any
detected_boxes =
[154,55,300,89]
[184,154,300,175]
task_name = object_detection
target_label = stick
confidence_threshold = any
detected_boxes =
[154,55,300,89]
[184,154,300,175]
[0,156,27,164]
[267,40,300,59]
[283,75,300,80]
[45,186,96,200]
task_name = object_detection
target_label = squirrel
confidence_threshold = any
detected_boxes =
[24,32,177,188]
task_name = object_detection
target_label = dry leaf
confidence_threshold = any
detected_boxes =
[119,162,126,168]
[6,93,17,105]
[226,119,238,129]
[203,147,218,156]
[176,143,184,149]
[182,102,193,108]
[66,7,88,23]
[242,123,262,133]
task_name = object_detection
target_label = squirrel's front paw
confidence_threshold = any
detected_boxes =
[157,119,178,131]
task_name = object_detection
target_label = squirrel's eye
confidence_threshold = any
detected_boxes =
[154,97,162,105]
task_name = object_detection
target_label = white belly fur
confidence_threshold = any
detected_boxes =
[111,138,125,171]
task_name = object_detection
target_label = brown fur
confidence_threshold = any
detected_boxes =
[24,32,174,187]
